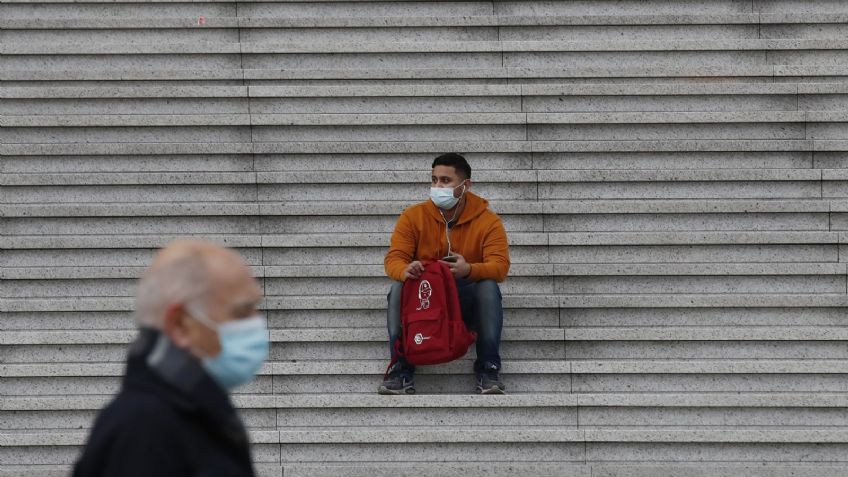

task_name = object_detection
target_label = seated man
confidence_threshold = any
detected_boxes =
[379,153,510,395]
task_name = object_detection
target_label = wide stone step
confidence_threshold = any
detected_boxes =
[6,293,848,313]
[3,13,845,31]
[4,15,837,45]
[5,330,847,363]
[0,376,543,397]
[5,464,848,477]
[4,242,839,269]
[3,262,845,278]
[3,463,848,477]
[6,392,848,411]
[6,426,848,446]
[1,209,837,234]
[5,325,846,348]
[4,360,846,379]
[9,111,845,128]
[0,231,839,248]
[5,82,848,99]
[8,39,848,54]
[4,305,844,333]
[4,268,846,298]
[1,184,841,205]
[6,393,848,436]
[4,428,848,467]
[284,464,848,477]
[2,151,830,177]
[0,65,787,83]
[0,230,839,253]
[7,83,846,116]
[7,340,847,364]
[5,139,843,158]
[0,62,846,86]
[0,343,563,365]
[6,122,843,148]
[1,394,577,430]
[10,13,844,29]
[0,20,775,47]
[0,199,836,217]
[4,40,848,77]
[7,113,848,134]
[3,0,846,16]
[2,393,579,430]
[7,359,848,398]
[495,1,848,16]
[7,64,848,85]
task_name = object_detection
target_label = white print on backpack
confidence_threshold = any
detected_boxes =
[417,280,432,310]
[414,333,431,345]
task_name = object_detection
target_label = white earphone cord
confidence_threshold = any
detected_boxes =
[444,215,452,256]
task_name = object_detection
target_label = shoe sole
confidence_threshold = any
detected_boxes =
[476,386,505,395]
[378,385,415,395]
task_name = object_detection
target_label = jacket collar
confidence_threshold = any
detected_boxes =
[123,328,251,451]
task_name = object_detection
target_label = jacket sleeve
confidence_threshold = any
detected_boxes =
[466,217,510,283]
[384,210,417,282]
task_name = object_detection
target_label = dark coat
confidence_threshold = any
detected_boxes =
[73,328,256,477]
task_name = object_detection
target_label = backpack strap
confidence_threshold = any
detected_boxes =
[384,339,403,378]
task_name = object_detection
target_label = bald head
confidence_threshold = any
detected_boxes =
[135,240,259,328]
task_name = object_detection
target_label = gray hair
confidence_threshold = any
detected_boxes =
[134,249,211,328]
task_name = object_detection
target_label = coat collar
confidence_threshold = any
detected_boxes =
[123,328,251,451]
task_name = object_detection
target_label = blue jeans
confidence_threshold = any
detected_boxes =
[387,278,503,374]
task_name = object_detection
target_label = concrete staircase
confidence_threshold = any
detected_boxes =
[3,0,848,475]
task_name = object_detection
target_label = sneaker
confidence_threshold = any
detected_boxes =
[378,363,415,395]
[476,363,505,394]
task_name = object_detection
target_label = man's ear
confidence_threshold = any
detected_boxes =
[459,179,471,195]
[162,303,192,349]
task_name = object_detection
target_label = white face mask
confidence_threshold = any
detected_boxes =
[430,181,466,210]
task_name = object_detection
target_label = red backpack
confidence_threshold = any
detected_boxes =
[391,261,477,367]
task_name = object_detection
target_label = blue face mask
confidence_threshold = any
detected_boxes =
[430,181,466,210]
[188,307,269,391]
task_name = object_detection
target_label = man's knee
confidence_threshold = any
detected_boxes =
[387,280,404,300]
[474,279,502,301]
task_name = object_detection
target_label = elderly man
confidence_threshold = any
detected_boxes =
[73,240,266,477]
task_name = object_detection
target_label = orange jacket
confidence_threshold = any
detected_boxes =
[384,192,510,283]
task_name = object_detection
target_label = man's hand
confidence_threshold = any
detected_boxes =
[403,261,424,281]
[440,253,471,279]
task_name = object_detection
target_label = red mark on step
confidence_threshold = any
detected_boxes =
[198,16,206,26]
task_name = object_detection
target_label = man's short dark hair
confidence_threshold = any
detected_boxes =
[432,153,471,179]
